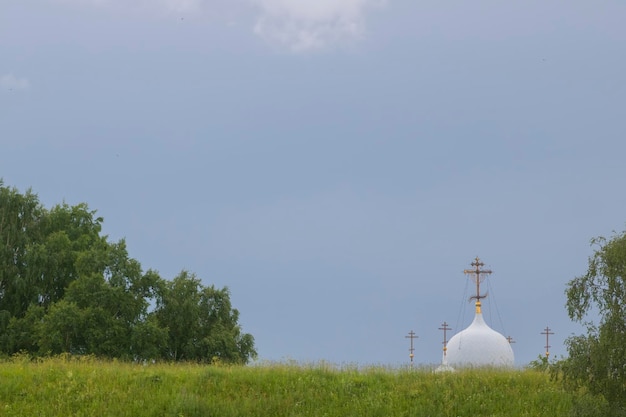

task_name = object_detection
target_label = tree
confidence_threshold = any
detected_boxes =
[37,300,85,354]
[0,187,106,319]
[0,181,43,317]
[563,232,626,415]
[154,271,257,364]
[26,203,107,311]
[196,284,256,364]
[0,181,256,363]
[2,304,44,354]
[58,244,167,360]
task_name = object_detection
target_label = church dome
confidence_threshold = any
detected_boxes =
[446,303,514,368]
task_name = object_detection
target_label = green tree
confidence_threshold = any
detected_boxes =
[0,181,43,317]
[197,284,256,364]
[0,181,256,363]
[3,304,45,354]
[29,202,105,307]
[37,299,85,354]
[56,241,167,359]
[0,186,106,320]
[154,271,257,364]
[563,232,626,415]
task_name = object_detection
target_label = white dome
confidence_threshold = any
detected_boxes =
[446,311,514,368]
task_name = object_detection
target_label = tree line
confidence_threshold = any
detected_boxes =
[558,230,626,416]
[0,180,256,363]
[522,229,626,416]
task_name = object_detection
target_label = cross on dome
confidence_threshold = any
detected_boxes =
[445,257,515,368]
[463,257,492,313]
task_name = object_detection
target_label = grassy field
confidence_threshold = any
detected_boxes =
[0,356,572,417]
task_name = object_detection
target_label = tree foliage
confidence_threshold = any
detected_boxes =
[0,182,43,317]
[562,232,626,415]
[154,271,256,364]
[0,180,256,363]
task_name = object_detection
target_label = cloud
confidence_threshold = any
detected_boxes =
[50,0,203,13]
[47,0,384,52]
[0,74,31,91]
[251,0,385,52]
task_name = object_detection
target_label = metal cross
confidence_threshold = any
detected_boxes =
[405,330,418,367]
[438,322,452,357]
[541,326,554,358]
[463,257,492,303]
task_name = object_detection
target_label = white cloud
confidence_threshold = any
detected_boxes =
[47,0,385,52]
[50,0,203,13]
[251,0,385,52]
[0,74,31,91]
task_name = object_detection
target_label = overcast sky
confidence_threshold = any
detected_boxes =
[2,0,625,367]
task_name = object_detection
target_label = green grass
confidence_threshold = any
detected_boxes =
[0,356,572,417]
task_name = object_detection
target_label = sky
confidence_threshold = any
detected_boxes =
[1,0,625,367]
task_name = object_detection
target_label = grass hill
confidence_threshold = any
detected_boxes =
[0,355,572,416]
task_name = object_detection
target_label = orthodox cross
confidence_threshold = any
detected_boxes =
[405,330,418,367]
[541,326,554,358]
[463,257,492,313]
[506,335,516,344]
[438,322,452,357]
